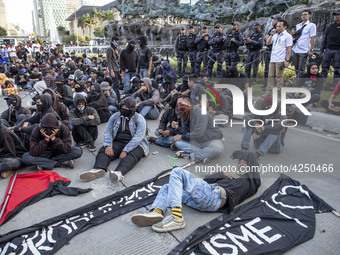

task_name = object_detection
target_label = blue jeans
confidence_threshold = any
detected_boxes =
[140,69,148,79]
[175,139,224,161]
[241,125,283,156]
[108,105,118,112]
[0,157,22,173]
[123,72,136,92]
[111,71,121,101]
[154,128,173,147]
[151,168,222,211]
[136,98,160,120]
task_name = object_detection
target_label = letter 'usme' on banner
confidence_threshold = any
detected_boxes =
[0,170,171,255]
[169,174,334,255]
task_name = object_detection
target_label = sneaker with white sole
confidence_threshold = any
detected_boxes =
[152,215,185,233]
[109,170,124,182]
[175,151,191,159]
[131,212,164,227]
[80,169,106,182]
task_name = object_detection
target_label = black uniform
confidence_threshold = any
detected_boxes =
[175,34,189,77]
[187,33,197,74]
[207,32,225,78]
[245,30,263,80]
[224,30,244,67]
[195,34,210,77]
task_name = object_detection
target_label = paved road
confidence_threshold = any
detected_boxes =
[0,92,339,255]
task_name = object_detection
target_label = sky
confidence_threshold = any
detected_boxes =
[4,0,113,35]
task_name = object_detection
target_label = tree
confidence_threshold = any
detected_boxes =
[57,26,70,36]
[93,27,104,38]
[0,26,7,36]
[93,8,104,24]
[83,13,96,36]
[77,16,86,35]
[102,10,116,22]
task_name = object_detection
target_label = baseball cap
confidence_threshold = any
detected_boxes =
[68,75,75,80]
[332,9,340,15]
[214,24,222,28]
[180,26,186,30]
[201,25,207,29]
[271,15,282,20]
[252,22,261,28]
[231,21,240,26]
[33,67,39,72]
[189,25,194,29]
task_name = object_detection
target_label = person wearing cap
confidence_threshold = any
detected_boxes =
[195,25,210,78]
[174,26,189,77]
[138,35,152,79]
[68,75,76,89]
[1,94,31,128]
[291,10,316,77]
[100,81,118,113]
[54,75,73,108]
[73,80,88,99]
[263,15,282,91]
[245,22,264,83]
[151,55,163,85]
[207,24,225,78]
[241,96,287,158]
[265,19,293,96]
[120,40,139,92]
[320,9,340,85]
[28,67,42,88]
[187,26,198,75]
[122,76,141,97]
[43,67,57,90]
[224,21,244,68]
[15,70,30,90]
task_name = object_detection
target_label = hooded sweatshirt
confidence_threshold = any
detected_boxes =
[0,123,27,158]
[29,113,71,157]
[120,41,140,72]
[34,81,48,95]
[42,89,70,126]
[161,61,177,83]
[1,94,31,125]
[87,83,110,112]
[69,94,100,127]
[297,62,324,95]
[134,78,162,111]
[204,150,261,213]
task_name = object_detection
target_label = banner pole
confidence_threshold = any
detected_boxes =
[0,171,18,222]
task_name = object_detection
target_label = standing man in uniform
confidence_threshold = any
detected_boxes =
[245,22,263,83]
[187,25,197,75]
[195,25,210,78]
[263,15,281,91]
[207,24,225,79]
[224,21,244,68]
[174,26,189,78]
[320,9,340,86]
[291,10,316,77]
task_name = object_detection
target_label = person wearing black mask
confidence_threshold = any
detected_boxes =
[138,35,152,79]
[87,83,111,123]
[69,95,100,152]
[79,96,148,183]
[1,94,31,128]
[120,40,140,92]
[73,80,88,99]
[54,75,73,108]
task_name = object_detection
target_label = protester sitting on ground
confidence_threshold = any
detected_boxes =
[69,94,100,152]
[67,75,76,90]
[43,67,57,89]
[53,75,73,108]
[172,95,224,163]
[15,70,30,90]
[159,73,176,106]
[1,94,31,128]
[22,113,82,171]
[131,150,261,232]
[172,75,190,96]
[241,95,287,158]
[28,67,42,87]
[321,81,340,115]
[79,96,148,183]
[150,55,163,86]
[87,82,111,123]
[161,60,177,83]
[100,81,118,113]
[121,76,141,98]
[0,123,27,179]
[187,76,204,106]
[294,62,324,107]
[134,77,162,120]
[73,80,87,99]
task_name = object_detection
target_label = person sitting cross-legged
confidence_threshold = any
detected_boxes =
[79,96,149,183]
[131,150,261,232]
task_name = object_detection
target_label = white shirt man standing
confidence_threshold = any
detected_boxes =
[265,19,293,95]
[8,44,17,64]
[32,41,41,57]
[292,10,316,77]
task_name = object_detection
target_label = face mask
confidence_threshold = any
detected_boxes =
[178,104,191,123]
[120,108,131,117]
[7,101,16,107]
[77,106,85,113]
[36,104,43,112]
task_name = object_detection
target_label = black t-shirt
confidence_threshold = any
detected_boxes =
[115,118,132,144]
[139,47,152,69]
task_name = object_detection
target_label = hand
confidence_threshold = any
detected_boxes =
[284,61,289,68]
[158,129,164,135]
[231,38,236,42]
[185,52,189,57]
[162,130,171,137]
[157,74,162,78]
[308,50,313,56]
[136,102,141,108]
[111,70,115,78]
[22,122,29,128]
[147,70,151,77]
[120,94,125,99]
[246,38,252,44]
[271,29,277,35]
[29,79,33,82]
[328,104,335,110]
[88,115,94,120]
[171,121,178,129]
[56,92,62,99]
[255,125,265,133]
[172,134,182,143]
[50,128,59,142]
[294,92,300,98]
[333,106,340,112]
[119,151,127,160]
[252,132,259,140]
[105,146,114,157]
[40,128,50,141]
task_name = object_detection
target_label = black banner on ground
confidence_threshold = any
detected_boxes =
[0,170,171,255]
[170,174,334,255]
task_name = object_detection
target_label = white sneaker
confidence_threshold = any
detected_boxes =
[131,212,164,227]
[79,169,105,182]
[152,215,185,233]
[109,170,124,182]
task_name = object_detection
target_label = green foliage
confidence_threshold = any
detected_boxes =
[85,35,91,42]
[62,34,86,45]
[93,27,104,37]
[0,26,7,36]
[57,26,70,36]
[37,38,43,45]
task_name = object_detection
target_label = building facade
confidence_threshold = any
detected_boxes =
[0,0,8,31]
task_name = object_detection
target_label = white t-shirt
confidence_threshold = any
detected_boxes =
[25,45,32,55]
[292,21,316,54]
[32,43,41,53]
[270,30,293,63]
[8,47,17,57]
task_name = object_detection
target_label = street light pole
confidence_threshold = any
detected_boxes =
[75,7,78,46]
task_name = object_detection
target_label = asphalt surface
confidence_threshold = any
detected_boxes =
[0,92,339,255]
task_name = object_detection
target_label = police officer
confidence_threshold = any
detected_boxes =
[187,25,197,75]
[195,25,210,78]
[245,22,264,83]
[207,24,225,78]
[224,21,244,68]
[174,26,189,77]
[263,15,281,91]
[320,9,340,86]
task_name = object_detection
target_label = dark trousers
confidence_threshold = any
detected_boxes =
[72,125,98,144]
[93,142,144,175]
[22,146,83,170]
[292,52,308,77]
[224,51,239,68]
[264,50,271,88]
[195,51,208,77]
[245,51,261,79]
[177,51,188,77]
[321,49,340,86]
[0,158,22,173]
[207,51,224,78]
[188,51,197,74]
[111,70,121,102]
